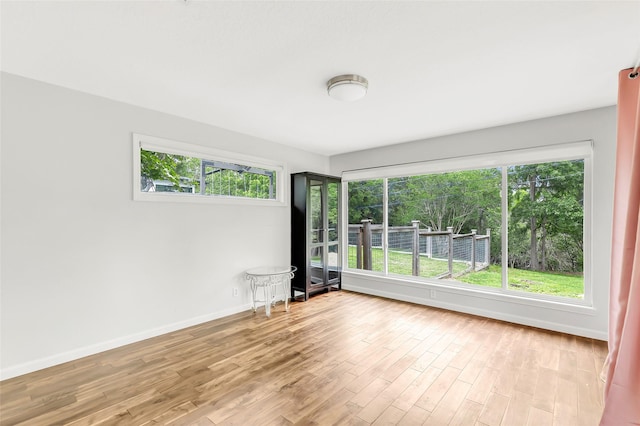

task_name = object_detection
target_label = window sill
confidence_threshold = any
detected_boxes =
[342,269,597,316]
[133,191,288,207]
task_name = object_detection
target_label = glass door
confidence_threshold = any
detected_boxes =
[327,179,340,284]
[309,179,325,286]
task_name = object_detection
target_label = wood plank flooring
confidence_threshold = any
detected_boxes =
[0,291,607,425]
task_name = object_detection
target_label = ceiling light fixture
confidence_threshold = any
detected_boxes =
[327,74,368,102]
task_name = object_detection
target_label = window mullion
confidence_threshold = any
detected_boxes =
[502,166,508,290]
[383,177,389,275]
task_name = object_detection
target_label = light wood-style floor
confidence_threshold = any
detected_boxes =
[0,291,607,425]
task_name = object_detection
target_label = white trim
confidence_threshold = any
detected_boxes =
[0,303,253,381]
[132,133,287,206]
[342,140,593,182]
[342,281,607,340]
[343,270,595,312]
[341,180,349,273]
[341,140,593,310]
[582,154,594,306]
[501,167,509,290]
[383,177,389,275]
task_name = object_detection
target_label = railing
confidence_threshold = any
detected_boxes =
[348,220,491,279]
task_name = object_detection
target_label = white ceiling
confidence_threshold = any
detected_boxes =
[2,1,639,156]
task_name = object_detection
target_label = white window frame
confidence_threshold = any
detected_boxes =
[341,140,593,307]
[132,133,287,206]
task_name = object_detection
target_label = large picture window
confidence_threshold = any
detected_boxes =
[506,160,585,297]
[343,142,591,304]
[348,179,384,273]
[133,133,285,205]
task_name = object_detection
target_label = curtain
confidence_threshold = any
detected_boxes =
[601,67,640,425]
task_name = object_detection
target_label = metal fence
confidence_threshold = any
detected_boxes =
[348,220,491,279]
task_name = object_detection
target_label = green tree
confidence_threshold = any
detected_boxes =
[388,169,501,234]
[140,150,201,192]
[508,160,584,272]
[348,179,384,224]
[141,150,275,198]
[140,150,182,189]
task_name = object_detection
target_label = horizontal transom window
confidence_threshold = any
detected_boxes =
[132,133,286,206]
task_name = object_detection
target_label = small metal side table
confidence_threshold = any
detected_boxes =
[245,266,297,317]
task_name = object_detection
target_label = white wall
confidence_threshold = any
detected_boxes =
[0,72,329,379]
[1,72,615,380]
[330,107,616,341]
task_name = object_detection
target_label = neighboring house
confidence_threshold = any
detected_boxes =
[143,179,195,193]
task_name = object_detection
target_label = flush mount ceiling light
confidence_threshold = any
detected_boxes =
[327,74,368,102]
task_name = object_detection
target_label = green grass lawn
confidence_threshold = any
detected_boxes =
[348,246,583,298]
[456,265,584,298]
[348,246,468,276]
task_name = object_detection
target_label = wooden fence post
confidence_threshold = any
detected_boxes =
[356,227,363,269]
[471,229,477,271]
[447,226,454,277]
[362,219,372,270]
[486,228,491,265]
[412,220,420,276]
[426,226,432,258]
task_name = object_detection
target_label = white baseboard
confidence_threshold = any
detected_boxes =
[2,286,607,381]
[343,283,608,341]
[0,303,253,381]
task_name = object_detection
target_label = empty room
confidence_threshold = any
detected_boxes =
[1,1,639,425]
